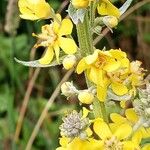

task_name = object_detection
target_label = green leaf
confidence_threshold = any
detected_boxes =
[68,4,87,24]
[119,0,133,15]
[14,57,64,68]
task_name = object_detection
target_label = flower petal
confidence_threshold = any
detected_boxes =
[97,0,120,18]
[89,68,103,85]
[123,141,139,150]
[59,37,77,54]
[109,49,127,58]
[59,19,73,36]
[84,50,98,65]
[76,58,87,74]
[97,85,107,102]
[82,107,90,118]
[111,82,128,96]
[88,139,104,150]
[59,137,69,147]
[125,108,138,123]
[103,59,120,72]
[114,123,132,140]
[110,113,127,124]
[132,130,142,145]
[140,127,150,138]
[19,14,39,20]
[93,119,112,139]
[39,46,54,64]
[53,14,61,33]
[54,43,60,63]
[67,138,90,150]
[18,0,52,20]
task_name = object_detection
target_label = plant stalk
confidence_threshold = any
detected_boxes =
[76,4,108,121]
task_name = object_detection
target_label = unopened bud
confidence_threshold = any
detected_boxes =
[61,82,78,97]
[63,55,77,70]
[78,90,94,104]
[72,0,89,9]
[103,16,118,29]
[59,111,89,138]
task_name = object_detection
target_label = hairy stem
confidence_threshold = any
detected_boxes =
[77,3,108,121]
[100,102,108,122]
[76,12,94,56]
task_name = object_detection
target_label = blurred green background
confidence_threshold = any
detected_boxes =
[0,0,150,149]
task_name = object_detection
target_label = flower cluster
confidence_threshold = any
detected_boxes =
[77,49,144,101]
[17,0,150,149]
[57,111,150,150]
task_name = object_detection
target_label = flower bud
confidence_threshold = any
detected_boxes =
[72,0,89,9]
[59,111,89,138]
[61,82,78,97]
[102,16,118,29]
[78,90,94,104]
[63,55,77,70]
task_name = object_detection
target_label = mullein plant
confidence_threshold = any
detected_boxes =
[16,0,150,149]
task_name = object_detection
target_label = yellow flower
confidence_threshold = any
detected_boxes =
[108,60,145,96]
[110,109,150,139]
[18,0,53,20]
[110,123,149,150]
[76,49,129,101]
[93,119,140,150]
[77,50,120,83]
[32,14,77,64]
[72,0,89,9]
[97,0,121,18]
[110,108,138,126]
[106,52,146,96]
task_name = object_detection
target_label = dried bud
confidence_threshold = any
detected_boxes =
[78,90,94,104]
[59,111,89,139]
[72,0,89,9]
[63,55,77,70]
[61,82,78,97]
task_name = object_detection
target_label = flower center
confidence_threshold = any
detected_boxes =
[94,55,107,69]
[104,136,123,150]
[33,24,57,48]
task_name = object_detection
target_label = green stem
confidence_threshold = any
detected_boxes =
[76,12,94,56]
[100,102,108,123]
[90,1,96,27]
[76,3,108,122]
[93,99,102,118]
